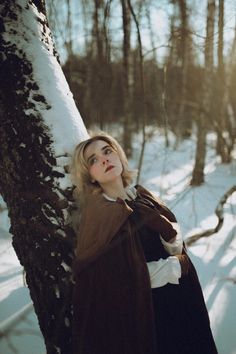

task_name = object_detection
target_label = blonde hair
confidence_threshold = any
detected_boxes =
[70,132,136,200]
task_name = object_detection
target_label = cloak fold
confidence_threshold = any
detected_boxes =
[72,185,217,354]
[72,185,164,354]
[72,221,157,354]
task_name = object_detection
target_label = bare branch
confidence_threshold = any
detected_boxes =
[185,185,236,246]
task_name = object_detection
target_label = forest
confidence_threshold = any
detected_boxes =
[0,1,236,354]
[47,0,236,184]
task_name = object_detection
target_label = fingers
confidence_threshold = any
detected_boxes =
[139,206,177,241]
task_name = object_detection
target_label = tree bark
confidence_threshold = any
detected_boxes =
[215,0,235,162]
[176,0,191,140]
[191,0,215,186]
[89,0,112,129]
[0,1,87,353]
[226,22,236,156]
[145,0,157,63]
[215,0,228,161]
[121,0,133,156]
[126,0,147,182]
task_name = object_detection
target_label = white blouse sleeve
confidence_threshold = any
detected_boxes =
[160,222,183,255]
[146,223,183,289]
[147,256,181,288]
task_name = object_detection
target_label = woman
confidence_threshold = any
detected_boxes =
[70,132,218,354]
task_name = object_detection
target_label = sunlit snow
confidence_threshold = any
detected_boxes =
[1,129,236,354]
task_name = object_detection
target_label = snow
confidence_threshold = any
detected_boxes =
[1,129,235,354]
[0,227,45,354]
[1,1,234,352]
[135,130,236,354]
[2,0,89,191]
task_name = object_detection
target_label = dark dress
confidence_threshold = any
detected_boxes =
[72,186,218,354]
[127,195,218,354]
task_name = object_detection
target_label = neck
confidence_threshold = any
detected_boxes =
[100,178,128,200]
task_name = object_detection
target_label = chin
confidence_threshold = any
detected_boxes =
[102,175,122,184]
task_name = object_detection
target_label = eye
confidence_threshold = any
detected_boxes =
[89,157,97,166]
[104,147,112,155]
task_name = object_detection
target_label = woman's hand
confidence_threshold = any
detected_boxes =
[135,203,178,241]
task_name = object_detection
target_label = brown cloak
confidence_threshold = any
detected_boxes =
[72,185,178,354]
[71,185,217,354]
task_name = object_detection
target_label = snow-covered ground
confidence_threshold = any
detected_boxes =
[0,130,236,354]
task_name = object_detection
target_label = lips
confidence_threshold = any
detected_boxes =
[105,165,114,172]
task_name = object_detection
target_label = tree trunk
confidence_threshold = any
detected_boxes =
[176,0,191,141]
[226,22,236,157]
[127,0,147,182]
[65,0,73,86]
[0,1,88,353]
[215,0,235,162]
[145,0,157,63]
[121,0,132,156]
[191,0,215,186]
[215,0,228,161]
[92,0,104,128]
[90,0,112,129]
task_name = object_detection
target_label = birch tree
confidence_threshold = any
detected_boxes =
[0,1,88,353]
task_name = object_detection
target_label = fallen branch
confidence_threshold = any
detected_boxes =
[185,185,236,247]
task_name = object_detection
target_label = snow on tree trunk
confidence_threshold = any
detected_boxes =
[0,1,88,353]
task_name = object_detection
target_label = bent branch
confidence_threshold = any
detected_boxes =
[185,185,236,246]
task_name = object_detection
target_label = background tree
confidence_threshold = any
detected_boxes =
[215,0,227,161]
[44,0,236,173]
[89,0,110,128]
[44,0,236,182]
[227,21,236,156]
[164,0,194,142]
[0,1,87,353]
[215,0,236,162]
[191,0,216,186]
[176,0,191,140]
[121,0,133,156]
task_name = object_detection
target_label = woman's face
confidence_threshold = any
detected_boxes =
[84,139,123,186]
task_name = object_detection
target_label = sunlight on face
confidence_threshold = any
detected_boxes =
[84,140,123,186]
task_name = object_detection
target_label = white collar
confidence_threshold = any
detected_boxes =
[103,185,137,202]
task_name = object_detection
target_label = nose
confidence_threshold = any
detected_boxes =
[102,157,109,165]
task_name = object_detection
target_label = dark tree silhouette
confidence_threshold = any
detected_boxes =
[191,0,215,186]
[0,1,87,353]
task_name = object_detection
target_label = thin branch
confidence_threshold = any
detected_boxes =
[185,185,236,246]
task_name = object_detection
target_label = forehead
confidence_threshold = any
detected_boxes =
[84,139,110,159]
